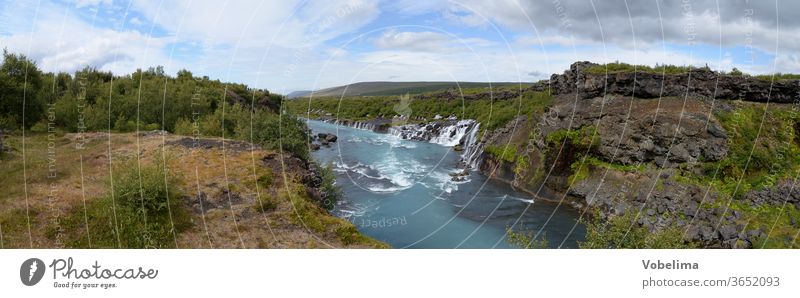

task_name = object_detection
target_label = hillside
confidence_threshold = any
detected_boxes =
[0,131,387,248]
[298,81,531,98]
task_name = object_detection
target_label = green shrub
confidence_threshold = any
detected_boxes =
[693,103,800,196]
[484,144,518,162]
[60,159,191,248]
[235,109,310,159]
[579,211,696,249]
[253,195,278,213]
[506,228,549,249]
[319,162,341,210]
[173,117,195,136]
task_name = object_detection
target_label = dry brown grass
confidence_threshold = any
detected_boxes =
[0,131,385,248]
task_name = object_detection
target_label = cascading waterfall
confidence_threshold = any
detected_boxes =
[460,122,483,169]
[309,117,486,170]
[320,119,378,131]
[389,120,484,169]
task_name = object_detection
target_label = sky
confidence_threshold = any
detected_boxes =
[0,0,797,94]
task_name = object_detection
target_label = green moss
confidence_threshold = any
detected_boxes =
[569,158,590,184]
[545,125,599,149]
[484,144,518,163]
[585,155,645,172]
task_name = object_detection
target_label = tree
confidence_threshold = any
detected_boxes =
[0,50,44,129]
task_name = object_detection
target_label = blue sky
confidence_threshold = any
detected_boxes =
[1,0,797,93]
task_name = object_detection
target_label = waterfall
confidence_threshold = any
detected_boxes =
[389,120,474,146]
[460,122,483,169]
[306,117,486,170]
[389,120,484,169]
[321,119,378,132]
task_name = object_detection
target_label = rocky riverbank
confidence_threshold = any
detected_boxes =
[473,62,800,248]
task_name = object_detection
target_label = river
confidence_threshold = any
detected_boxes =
[306,119,585,248]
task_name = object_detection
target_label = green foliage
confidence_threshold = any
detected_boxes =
[484,144,518,163]
[234,108,310,159]
[754,73,800,81]
[318,162,341,210]
[59,159,191,248]
[689,103,800,196]
[728,202,800,248]
[570,155,646,183]
[254,195,278,213]
[545,125,599,149]
[0,49,291,136]
[0,50,45,129]
[584,61,800,81]
[584,62,699,75]
[579,211,697,249]
[506,228,549,249]
[173,117,195,135]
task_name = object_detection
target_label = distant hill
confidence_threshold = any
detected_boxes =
[286,90,312,98]
[292,81,531,98]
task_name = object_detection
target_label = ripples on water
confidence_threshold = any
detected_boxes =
[307,120,585,248]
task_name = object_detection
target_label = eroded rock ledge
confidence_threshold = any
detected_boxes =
[538,61,799,104]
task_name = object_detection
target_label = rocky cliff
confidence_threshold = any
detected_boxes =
[540,61,800,103]
[476,62,800,248]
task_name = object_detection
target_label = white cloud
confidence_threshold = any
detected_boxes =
[375,30,450,52]
[0,1,174,75]
[73,0,112,9]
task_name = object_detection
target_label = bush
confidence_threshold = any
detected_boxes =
[506,228,549,248]
[173,117,195,136]
[235,109,310,159]
[484,145,518,162]
[579,211,696,248]
[319,162,341,210]
[60,158,191,248]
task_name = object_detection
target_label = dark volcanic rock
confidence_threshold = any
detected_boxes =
[744,179,800,209]
[545,94,728,166]
[547,61,800,103]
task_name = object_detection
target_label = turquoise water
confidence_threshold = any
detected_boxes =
[307,120,585,248]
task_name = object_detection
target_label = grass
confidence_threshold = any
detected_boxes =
[0,208,38,248]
